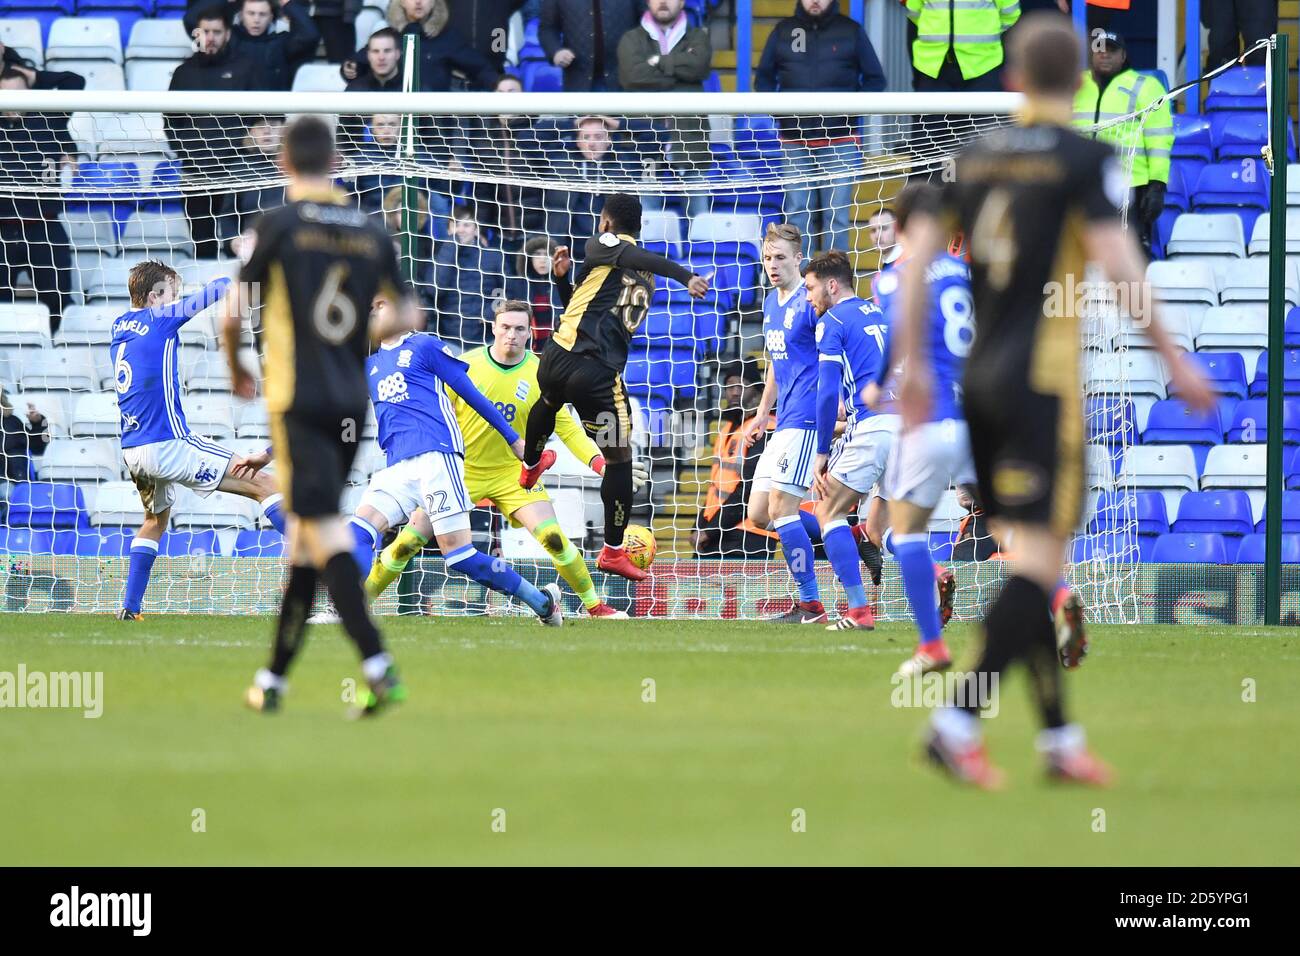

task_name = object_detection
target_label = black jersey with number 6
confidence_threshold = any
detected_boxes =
[239,185,409,417]
[551,232,696,371]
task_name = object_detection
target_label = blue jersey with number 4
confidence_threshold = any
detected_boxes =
[761,284,818,429]
[877,253,974,423]
[816,295,889,426]
[111,278,231,449]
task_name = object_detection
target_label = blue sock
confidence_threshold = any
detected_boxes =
[896,534,943,646]
[446,545,549,615]
[261,494,286,535]
[122,537,159,613]
[774,513,819,603]
[798,509,822,545]
[823,519,866,608]
[348,517,379,575]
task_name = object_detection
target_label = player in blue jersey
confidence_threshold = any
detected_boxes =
[345,294,564,625]
[740,223,831,623]
[870,184,977,673]
[806,250,899,632]
[111,259,286,621]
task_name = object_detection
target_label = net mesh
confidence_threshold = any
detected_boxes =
[0,91,1177,620]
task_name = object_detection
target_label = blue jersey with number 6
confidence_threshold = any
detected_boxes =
[816,295,889,426]
[878,253,974,423]
[761,284,819,429]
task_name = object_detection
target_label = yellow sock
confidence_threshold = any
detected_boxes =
[365,525,429,600]
[532,519,599,609]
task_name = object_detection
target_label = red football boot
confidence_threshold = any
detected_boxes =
[596,544,648,582]
[519,449,557,490]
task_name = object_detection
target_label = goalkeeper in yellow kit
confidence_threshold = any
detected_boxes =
[365,300,638,617]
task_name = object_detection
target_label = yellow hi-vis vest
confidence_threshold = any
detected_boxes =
[906,0,1021,81]
[1073,68,1174,188]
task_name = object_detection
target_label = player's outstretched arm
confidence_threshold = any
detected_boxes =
[552,245,575,307]
[436,354,525,459]
[160,276,233,325]
[614,243,709,298]
[1084,220,1215,412]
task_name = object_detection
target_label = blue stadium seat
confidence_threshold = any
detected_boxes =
[5,482,86,529]
[1175,351,1248,402]
[233,529,284,558]
[1210,112,1295,161]
[519,59,562,92]
[1248,349,1300,397]
[686,246,757,309]
[1089,490,1169,537]
[1286,306,1300,347]
[1205,66,1266,112]
[1173,113,1214,164]
[1086,396,1137,452]
[0,528,56,555]
[1152,207,1178,259]
[732,114,781,158]
[1235,532,1300,563]
[74,527,133,557]
[1151,532,1231,564]
[1286,447,1300,489]
[642,306,695,340]
[1071,532,1142,564]
[625,345,697,403]
[1192,160,1269,240]
[1252,490,1300,533]
[162,530,222,557]
[67,161,141,204]
[1163,163,1190,212]
[1172,490,1255,537]
[1143,398,1222,444]
[51,530,82,555]
[1225,397,1300,444]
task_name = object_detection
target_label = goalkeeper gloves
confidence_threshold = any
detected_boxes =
[590,455,651,491]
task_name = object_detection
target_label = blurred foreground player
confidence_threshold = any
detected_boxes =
[898,13,1215,788]
[221,115,420,718]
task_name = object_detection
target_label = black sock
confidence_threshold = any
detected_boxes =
[955,575,1064,726]
[601,459,634,548]
[271,564,317,676]
[523,398,559,466]
[321,552,384,661]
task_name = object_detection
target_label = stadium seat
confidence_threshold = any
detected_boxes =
[0,528,57,557]
[1246,209,1300,255]
[353,6,386,48]
[69,392,123,437]
[18,347,106,392]
[1172,490,1255,537]
[181,353,238,392]
[1143,399,1222,474]
[181,394,236,439]
[1204,66,1267,111]
[58,302,127,348]
[1202,444,1266,489]
[641,210,684,258]
[519,59,562,92]
[60,210,117,256]
[170,489,257,529]
[1071,532,1142,564]
[1252,490,1300,533]
[1248,349,1300,397]
[51,59,125,90]
[120,211,194,258]
[72,526,134,557]
[36,438,120,482]
[292,63,347,93]
[1234,532,1300,563]
[77,255,136,304]
[235,402,270,440]
[124,58,180,91]
[160,529,222,557]
[45,16,122,62]
[1211,112,1294,162]
[176,258,237,290]
[1166,212,1246,258]
[92,110,166,155]
[1151,532,1231,564]
[1146,259,1218,307]
[1089,489,1170,537]
[1195,304,1267,353]
[1121,445,1199,493]
[1085,352,1167,403]
[6,481,86,529]
[232,529,284,558]
[1220,258,1297,307]
[0,18,45,65]
[687,212,762,254]
[1225,398,1300,444]
[1172,113,1213,163]
[1086,443,1117,490]
[176,311,217,350]
[0,303,54,348]
[1173,351,1249,402]
[1086,396,1137,450]
[125,17,190,59]
[88,480,142,526]
[1192,161,1270,240]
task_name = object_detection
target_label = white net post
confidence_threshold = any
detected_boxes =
[0,88,1151,619]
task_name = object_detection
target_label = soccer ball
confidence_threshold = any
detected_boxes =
[623,525,657,571]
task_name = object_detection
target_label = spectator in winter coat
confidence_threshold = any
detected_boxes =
[539,0,643,91]
[755,0,886,254]
[339,27,403,154]
[0,389,49,485]
[505,234,563,352]
[432,206,507,347]
[231,0,320,90]
[446,0,528,73]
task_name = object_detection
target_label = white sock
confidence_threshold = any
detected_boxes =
[1035,723,1086,756]
[254,668,286,692]
[931,706,981,748]
[362,653,392,683]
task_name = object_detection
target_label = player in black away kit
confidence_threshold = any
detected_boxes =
[220,115,420,718]
[520,193,709,581]
[897,12,1215,788]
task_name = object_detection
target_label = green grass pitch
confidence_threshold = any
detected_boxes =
[1,614,1297,865]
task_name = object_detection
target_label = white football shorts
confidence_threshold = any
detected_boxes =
[360,450,472,535]
[828,415,899,496]
[122,434,233,515]
[752,427,817,497]
[883,418,976,510]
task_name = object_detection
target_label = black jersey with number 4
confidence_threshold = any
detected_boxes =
[239,185,409,417]
[940,113,1126,399]
[552,232,696,371]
